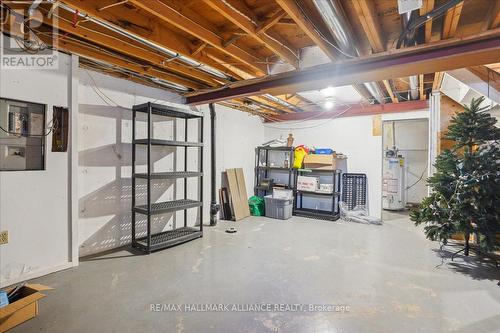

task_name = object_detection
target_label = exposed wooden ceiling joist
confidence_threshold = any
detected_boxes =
[3,19,201,90]
[490,0,500,30]
[185,30,500,104]
[420,0,435,43]
[382,80,399,103]
[203,0,298,67]
[442,1,464,39]
[275,0,336,61]
[351,0,384,53]
[351,0,400,102]
[59,0,242,80]
[127,0,268,76]
[257,10,287,34]
[47,10,220,87]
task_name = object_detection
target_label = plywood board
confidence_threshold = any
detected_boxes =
[372,115,382,136]
[226,168,250,221]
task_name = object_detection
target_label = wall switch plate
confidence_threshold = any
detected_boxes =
[0,231,8,245]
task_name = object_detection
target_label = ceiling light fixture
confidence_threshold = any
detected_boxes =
[324,100,334,110]
[321,86,336,97]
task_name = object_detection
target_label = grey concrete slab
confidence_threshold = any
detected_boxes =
[9,214,500,333]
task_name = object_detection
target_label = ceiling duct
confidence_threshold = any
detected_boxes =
[311,0,386,104]
[401,11,419,100]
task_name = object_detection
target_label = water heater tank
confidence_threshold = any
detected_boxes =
[382,156,406,210]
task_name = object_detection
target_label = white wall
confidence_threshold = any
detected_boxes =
[263,110,428,218]
[0,38,265,282]
[382,119,429,204]
[78,69,264,256]
[0,53,73,287]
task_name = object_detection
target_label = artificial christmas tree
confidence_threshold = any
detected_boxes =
[411,97,500,256]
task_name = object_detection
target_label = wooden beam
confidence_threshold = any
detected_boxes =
[419,74,425,100]
[432,72,444,91]
[275,0,336,61]
[351,0,384,53]
[127,0,268,75]
[442,2,463,39]
[60,0,245,80]
[203,0,298,67]
[256,10,286,34]
[420,0,435,43]
[382,80,398,103]
[264,100,429,122]
[185,30,500,104]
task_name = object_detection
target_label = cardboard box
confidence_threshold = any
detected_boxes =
[0,284,51,332]
[303,154,337,170]
[297,176,319,191]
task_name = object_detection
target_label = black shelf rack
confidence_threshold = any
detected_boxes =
[132,102,203,253]
[293,168,341,221]
[254,146,294,196]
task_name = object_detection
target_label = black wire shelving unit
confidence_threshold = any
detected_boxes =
[293,168,341,221]
[254,146,294,196]
[132,102,203,253]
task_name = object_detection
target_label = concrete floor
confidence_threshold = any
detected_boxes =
[12,213,500,333]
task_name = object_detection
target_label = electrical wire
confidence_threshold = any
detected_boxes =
[406,165,428,190]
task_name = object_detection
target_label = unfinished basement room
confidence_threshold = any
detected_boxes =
[0,0,499,332]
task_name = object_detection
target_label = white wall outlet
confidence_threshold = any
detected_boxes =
[0,231,8,245]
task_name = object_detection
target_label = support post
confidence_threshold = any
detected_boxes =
[428,91,441,190]
[209,103,219,226]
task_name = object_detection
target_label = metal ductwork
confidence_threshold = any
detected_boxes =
[59,3,231,81]
[401,11,419,100]
[312,0,386,104]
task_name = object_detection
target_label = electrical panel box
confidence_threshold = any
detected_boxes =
[0,98,45,171]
